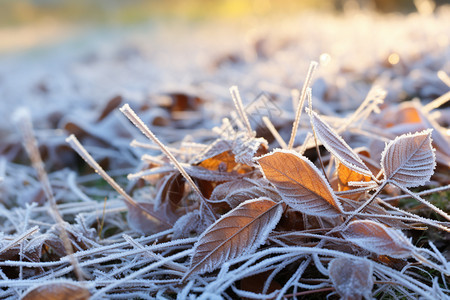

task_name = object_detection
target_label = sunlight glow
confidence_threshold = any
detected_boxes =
[388,53,400,65]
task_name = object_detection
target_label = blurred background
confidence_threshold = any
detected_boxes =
[1,0,448,53]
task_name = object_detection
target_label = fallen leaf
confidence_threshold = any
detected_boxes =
[198,150,242,173]
[381,129,435,187]
[341,220,414,258]
[126,202,172,235]
[183,198,282,279]
[310,110,372,176]
[329,257,374,300]
[337,162,372,200]
[209,179,258,202]
[153,173,185,214]
[22,283,90,300]
[257,149,343,216]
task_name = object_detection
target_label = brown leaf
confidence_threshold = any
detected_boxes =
[126,202,172,235]
[257,149,343,216]
[341,220,414,258]
[183,198,283,279]
[172,210,214,240]
[154,173,185,212]
[198,150,252,174]
[209,179,258,202]
[329,257,374,300]
[97,95,122,122]
[223,186,281,208]
[210,179,281,208]
[381,129,435,187]
[22,283,90,300]
[310,110,372,176]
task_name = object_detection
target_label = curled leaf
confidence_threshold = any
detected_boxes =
[342,220,414,258]
[381,129,435,187]
[184,198,282,279]
[310,110,372,176]
[257,149,343,216]
[329,257,374,300]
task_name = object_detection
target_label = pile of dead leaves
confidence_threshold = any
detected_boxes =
[1,58,449,298]
[61,66,449,298]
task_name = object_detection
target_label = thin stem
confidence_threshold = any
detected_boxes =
[230,86,253,136]
[282,287,335,298]
[341,181,388,227]
[288,61,318,149]
[90,249,193,299]
[0,226,38,254]
[423,90,450,112]
[262,116,288,149]
[393,182,450,221]
[381,184,450,201]
[337,87,386,133]
[437,70,450,87]
[122,234,187,273]
[119,104,217,221]
[15,109,85,282]
[66,134,171,226]
[306,88,329,182]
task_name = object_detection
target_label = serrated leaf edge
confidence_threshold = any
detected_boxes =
[255,148,343,213]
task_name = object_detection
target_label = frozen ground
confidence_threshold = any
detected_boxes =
[0,6,449,299]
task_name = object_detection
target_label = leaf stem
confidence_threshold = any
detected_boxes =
[15,108,85,282]
[393,182,450,221]
[119,104,217,221]
[66,134,171,226]
[262,116,288,149]
[230,86,253,136]
[288,61,318,149]
[342,181,388,226]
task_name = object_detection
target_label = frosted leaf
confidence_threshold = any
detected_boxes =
[381,129,435,187]
[172,210,213,240]
[183,164,242,181]
[310,110,372,176]
[22,282,90,300]
[257,149,343,217]
[329,257,374,300]
[209,179,258,202]
[126,202,172,235]
[232,132,268,165]
[153,173,185,210]
[342,220,414,258]
[190,140,233,165]
[183,198,282,279]
[223,186,281,208]
[337,162,372,200]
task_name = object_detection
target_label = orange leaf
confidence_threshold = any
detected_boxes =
[338,163,372,192]
[183,198,282,279]
[257,149,343,216]
[198,151,251,174]
[22,283,90,300]
[337,163,372,200]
